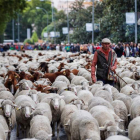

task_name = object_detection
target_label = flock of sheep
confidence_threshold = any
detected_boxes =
[0,50,140,140]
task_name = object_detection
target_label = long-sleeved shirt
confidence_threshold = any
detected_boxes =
[91,47,117,82]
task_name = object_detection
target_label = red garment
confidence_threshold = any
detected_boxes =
[96,46,100,50]
[91,47,117,82]
[15,46,18,50]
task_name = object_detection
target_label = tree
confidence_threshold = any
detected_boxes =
[97,0,140,43]
[31,31,38,43]
[68,0,94,43]
[42,10,67,43]
[0,0,26,35]
[4,0,54,42]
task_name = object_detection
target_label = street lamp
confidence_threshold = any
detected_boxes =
[92,0,94,44]
[67,0,70,44]
[36,7,49,27]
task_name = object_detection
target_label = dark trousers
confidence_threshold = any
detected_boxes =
[97,78,114,86]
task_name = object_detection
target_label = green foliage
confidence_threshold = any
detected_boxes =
[42,10,67,43]
[97,0,140,43]
[24,39,33,44]
[0,0,26,35]
[31,32,38,43]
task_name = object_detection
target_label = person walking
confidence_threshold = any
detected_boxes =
[91,38,117,86]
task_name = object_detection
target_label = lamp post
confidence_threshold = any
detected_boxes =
[92,0,94,44]
[36,7,49,27]
[12,19,14,41]
[67,0,70,44]
[135,0,137,43]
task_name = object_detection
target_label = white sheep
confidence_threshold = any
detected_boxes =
[0,115,9,140]
[55,75,70,85]
[94,87,113,103]
[111,100,128,130]
[128,116,140,140]
[130,97,140,119]
[49,95,65,140]
[30,115,52,140]
[61,104,78,140]
[15,95,36,137]
[32,102,52,122]
[0,99,16,131]
[89,105,124,139]
[0,123,9,140]
[0,91,14,101]
[116,94,132,114]
[77,90,93,110]
[70,110,100,140]
[106,135,130,140]
[88,97,114,112]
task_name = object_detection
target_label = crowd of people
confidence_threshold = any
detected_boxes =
[0,42,140,57]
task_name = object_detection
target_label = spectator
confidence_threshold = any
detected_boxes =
[65,44,70,52]
[124,42,131,57]
[75,43,80,52]
[70,43,75,53]
[114,43,124,57]
[132,43,139,57]
[56,44,60,51]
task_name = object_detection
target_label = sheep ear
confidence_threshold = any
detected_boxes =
[119,119,125,122]
[99,126,106,131]
[48,134,52,137]
[12,104,17,107]
[64,119,70,126]
[128,114,131,117]
[31,106,35,110]
[16,106,21,111]
[5,130,10,133]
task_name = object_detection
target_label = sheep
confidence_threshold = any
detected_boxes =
[0,99,16,131]
[71,76,88,86]
[120,85,138,96]
[0,115,9,140]
[128,116,140,140]
[15,89,39,104]
[77,90,93,110]
[106,135,130,140]
[30,115,52,140]
[88,97,114,112]
[61,104,78,140]
[90,84,103,95]
[48,94,65,140]
[89,105,124,139]
[116,94,132,114]
[52,81,69,94]
[15,95,36,137]
[21,138,37,140]
[70,110,100,140]
[60,91,84,109]
[32,102,52,122]
[130,97,140,119]
[120,77,135,89]
[111,100,128,129]
[0,123,9,140]
[0,91,14,101]
[94,87,113,103]
[55,75,70,85]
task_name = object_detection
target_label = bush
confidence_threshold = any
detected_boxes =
[24,39,33,44]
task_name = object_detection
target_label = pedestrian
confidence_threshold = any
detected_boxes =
[91,38,117,86]
[114,42,124,57]
[124,42,131,57]
[132,43,139,57]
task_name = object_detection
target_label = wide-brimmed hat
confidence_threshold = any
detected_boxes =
[102,38,111,43]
